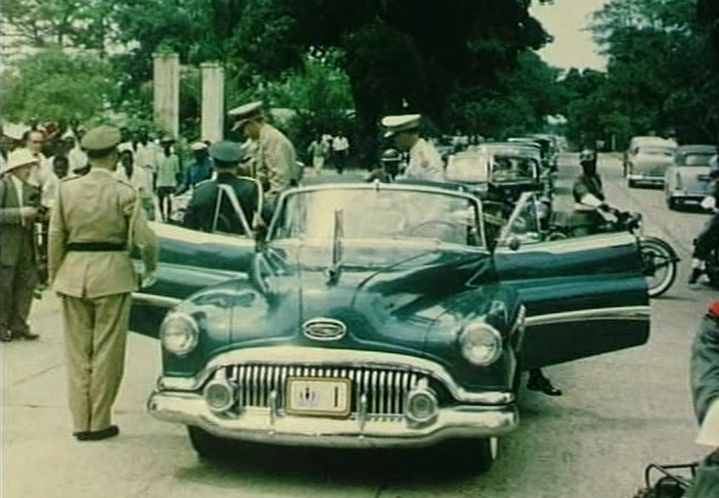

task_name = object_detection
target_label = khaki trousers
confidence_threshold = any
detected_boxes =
[61,293,131,432]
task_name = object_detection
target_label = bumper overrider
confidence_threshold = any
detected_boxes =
[147,347,518,448]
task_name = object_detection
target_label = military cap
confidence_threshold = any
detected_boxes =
[81,125,121,151]
[160,134,176,144]
[6,148,39,172]
[228,101,264,131]
[209,140,244,163]
[190,141,208,151]
[381,114,421,138]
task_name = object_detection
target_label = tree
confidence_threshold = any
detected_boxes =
[0,48,118,124]
[560,0,719,148]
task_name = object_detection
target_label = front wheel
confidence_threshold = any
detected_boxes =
[441,437,499,472]
[187,426,236,460]
[640,237,678,298]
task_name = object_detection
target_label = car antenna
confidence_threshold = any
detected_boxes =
[325,209,344,286]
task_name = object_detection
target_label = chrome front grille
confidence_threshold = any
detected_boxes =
[224,364,428,416]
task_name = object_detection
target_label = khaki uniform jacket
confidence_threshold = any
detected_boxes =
[254,124,298,197]
[48,169,159,298]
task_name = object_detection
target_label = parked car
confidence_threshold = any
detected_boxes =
[444,145,543,202]
[625,137,677,188]
[133,182,650,471]
[664,145,717,210]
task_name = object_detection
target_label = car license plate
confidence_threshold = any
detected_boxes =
[286,377,351,417]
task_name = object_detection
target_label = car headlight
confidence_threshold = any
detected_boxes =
[160,312,199,356]
[459,321,503,366]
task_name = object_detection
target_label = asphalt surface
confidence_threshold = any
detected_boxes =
[2,153,717,498]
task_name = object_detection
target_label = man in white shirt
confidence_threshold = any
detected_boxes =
[331,134,350,174]
[115,148,156,221]
[381,114,444,181]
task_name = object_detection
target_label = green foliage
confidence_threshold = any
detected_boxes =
[561,0,719,148]
[0,48,118,124]
[449,51,562,139]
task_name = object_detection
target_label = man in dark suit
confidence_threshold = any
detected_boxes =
[183,141,260,235]
[0,148,42,341]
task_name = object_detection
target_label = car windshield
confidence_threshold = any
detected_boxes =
[271,187,484,248]
[640,146,674,156]
[682,153,715,166]
[490,155,537,181]
[445,155,490,183]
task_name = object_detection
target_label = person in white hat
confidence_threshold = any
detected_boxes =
[0,148,42,342]
[381,114,443,182]
[176,141,212,195]
[229,101,298,209]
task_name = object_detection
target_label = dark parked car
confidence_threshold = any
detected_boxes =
[132,182,650,471]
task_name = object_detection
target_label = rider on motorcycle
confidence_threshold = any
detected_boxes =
[570,149,614,236]
[689,155,719,285]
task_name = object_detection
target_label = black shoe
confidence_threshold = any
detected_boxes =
[19,331,39,340]
[0,332,11,342]
[688,268,703,285]
[73,431,90,440]
[77,425,119,441]
[527,375,563,396]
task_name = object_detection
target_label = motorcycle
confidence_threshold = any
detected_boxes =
[697,196,719,288]
[632,462,697,498]
[544,207,679,298]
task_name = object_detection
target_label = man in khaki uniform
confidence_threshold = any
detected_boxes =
[229,101,298,211]
[48,125,159,441]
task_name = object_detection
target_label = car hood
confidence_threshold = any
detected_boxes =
[170,248,517,388]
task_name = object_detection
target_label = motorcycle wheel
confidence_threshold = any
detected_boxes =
[640,237,677,298]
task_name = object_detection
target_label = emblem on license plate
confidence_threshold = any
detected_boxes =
[286,377,351,417]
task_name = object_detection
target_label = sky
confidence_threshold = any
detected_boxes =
[530,0,609,70]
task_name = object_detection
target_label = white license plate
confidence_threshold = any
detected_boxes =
[286,377,351,417]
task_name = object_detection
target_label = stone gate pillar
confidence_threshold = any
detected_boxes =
[153,52,180,138]
[201,62,225,142]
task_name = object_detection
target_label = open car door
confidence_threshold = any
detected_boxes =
[493,192,650,370]
[131,184,259,337]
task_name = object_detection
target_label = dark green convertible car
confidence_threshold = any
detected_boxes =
[132,182,650,470]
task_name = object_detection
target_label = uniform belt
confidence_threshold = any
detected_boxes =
[66,242,126,252]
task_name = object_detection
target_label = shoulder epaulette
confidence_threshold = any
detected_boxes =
[115,178,134,189]
[61,175,82,182]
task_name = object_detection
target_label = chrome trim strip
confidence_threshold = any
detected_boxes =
[132,293,181,309]
[148,391,518,448]
[156,346,515,405]
[525,305,651,327]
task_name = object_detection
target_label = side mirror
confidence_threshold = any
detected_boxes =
[507,236,521,252]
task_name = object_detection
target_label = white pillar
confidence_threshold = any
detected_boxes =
[201,62,225,142]
[153,52,180,138]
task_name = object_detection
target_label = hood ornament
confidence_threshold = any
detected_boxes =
[325,209,344,286]
[303,318,347,341]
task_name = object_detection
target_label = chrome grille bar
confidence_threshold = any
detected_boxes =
[225,364,428,415]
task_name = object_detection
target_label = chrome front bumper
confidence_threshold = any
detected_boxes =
[148,390,518,448]
[628,173,664,185]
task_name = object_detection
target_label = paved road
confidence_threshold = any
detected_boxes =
[2,154,716,498]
